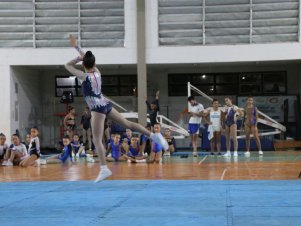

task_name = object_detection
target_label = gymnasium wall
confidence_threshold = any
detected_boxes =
[10,67,42,142]
[1,0,301,147]
[9,62,299,148]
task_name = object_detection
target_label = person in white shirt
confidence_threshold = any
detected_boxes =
[187,96,204,157]
[2,134,27,166]
[203,99,224,156]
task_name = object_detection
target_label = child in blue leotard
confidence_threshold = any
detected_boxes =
[71,134,85,158]
[106,134,127,162]
[42,136,72,164]
[125,136,146,163]
[149,124,164,163]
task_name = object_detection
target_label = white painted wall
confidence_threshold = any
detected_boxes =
[0,0,137,66]
[10,67,42,142]
[0,1,301,66]
[145,0,301,64]
[0,65,11,137]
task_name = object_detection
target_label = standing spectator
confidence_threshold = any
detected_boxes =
[187,96,204,157]
[81,107,92,152]
[203,99,224,156]
[64,106,76,139]
[145,90,160,132]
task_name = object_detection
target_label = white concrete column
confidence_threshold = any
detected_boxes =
[137,0,147,125]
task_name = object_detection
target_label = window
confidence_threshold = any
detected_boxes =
[102,75,137,96]
[215,73,238,94]
[168,71,286,96]
[262,72,286,94]
[191,74,214,84]
[56,74,137,97]
[216,74,238,84]
[55,76,80,97]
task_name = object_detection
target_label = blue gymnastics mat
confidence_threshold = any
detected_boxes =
[0,180,301,226]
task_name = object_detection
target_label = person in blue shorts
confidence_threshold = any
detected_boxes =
[187,96,204,157]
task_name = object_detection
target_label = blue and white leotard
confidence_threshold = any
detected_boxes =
[65,47,112,115]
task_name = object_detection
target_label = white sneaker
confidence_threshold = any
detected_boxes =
[39,159,47,165]
[164,151,170,156]
[233,156,238,163]
[244,151,251,157]
[258,150,263,155]
[86,156,95,163]
[144,152,148,157]
[150,133,169,151]
[223,151,231,157]
[233,151,238,157]
[6,160,13,166]
[135,159,146,163]
[94,168,112,183]
[76,153,80,158]
[2,160,7,166]
[193,152,198,157]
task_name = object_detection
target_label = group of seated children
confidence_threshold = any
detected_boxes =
[1,127,41,167]
[40,133,94,165]
[0,123,176,167]
[106,124,176,164]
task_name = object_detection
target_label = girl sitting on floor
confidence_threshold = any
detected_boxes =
[2,134,27,166]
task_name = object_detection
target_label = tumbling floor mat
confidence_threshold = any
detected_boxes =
[0,180,301,226]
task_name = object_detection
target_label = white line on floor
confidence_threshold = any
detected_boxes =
[220,168,228,180]
[294,155,301,161]
[198,156,208,165]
